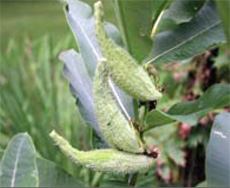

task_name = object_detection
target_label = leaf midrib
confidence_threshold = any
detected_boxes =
[69,12,101,61]
[147,20,221,64]
[11,136,26,187]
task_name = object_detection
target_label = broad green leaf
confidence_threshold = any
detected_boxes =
[146,0,226,65]
[215,0,230,41]
[36,157,83,187]
[163,0,206,24]
[206,112,230,187]
[0,133,84,187]
[156,0,206,33]
[144,109,174,129]
[144,84,230,130]
[113,0,161,62]
[0,133,38,187]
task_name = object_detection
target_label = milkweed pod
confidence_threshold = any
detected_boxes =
[94,62,144,153]
[50,131,155,174]
[94,1,162,101]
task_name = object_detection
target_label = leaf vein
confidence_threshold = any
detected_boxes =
[147,20,221,64]
[11,136,26,187]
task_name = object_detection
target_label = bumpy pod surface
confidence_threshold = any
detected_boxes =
[94,62,144,153]
[50,131,155,174]
[94,1,162,101]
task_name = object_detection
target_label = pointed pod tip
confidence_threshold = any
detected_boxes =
[94,1,104,19]
[49,130,59,142]
[94,1,102,8]
[154,91,163,100]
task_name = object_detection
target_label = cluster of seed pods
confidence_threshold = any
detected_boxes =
[50,1,162,175]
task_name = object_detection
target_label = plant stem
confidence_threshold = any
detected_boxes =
[129,100,140,187]
[113,0,131,51]
[187,148,197,187]
[91,172,103,187]
[128,173,139,187]
[133,99,140,122]
[144,102,150,117]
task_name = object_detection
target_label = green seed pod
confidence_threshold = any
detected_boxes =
[94,61,144,153]
[94,1,162,101]
[50,131,155,174]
